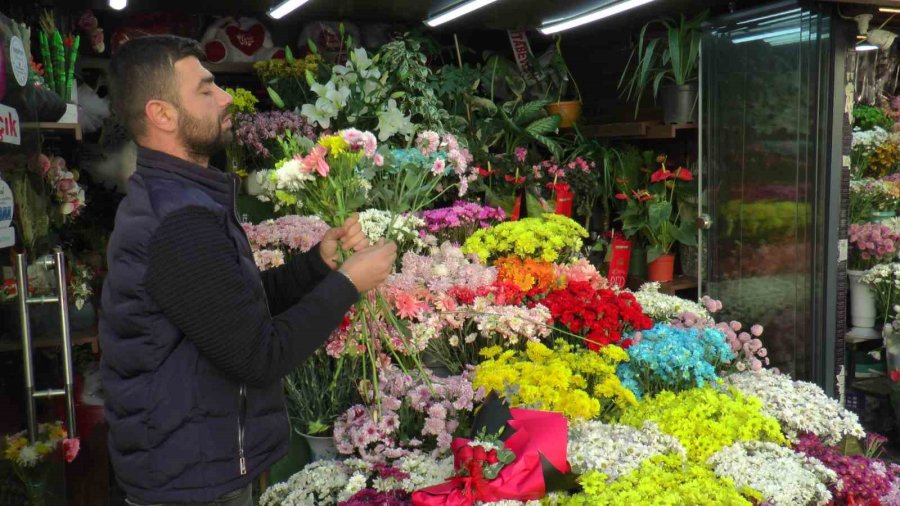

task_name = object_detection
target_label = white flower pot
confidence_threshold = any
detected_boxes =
[848,269,879,339]
[299,432,338,462]
[245,171,264,196]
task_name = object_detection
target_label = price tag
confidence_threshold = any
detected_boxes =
[9,36,27,87]
[0,178,11,229]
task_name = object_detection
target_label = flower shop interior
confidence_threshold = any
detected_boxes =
[1,0,900,504]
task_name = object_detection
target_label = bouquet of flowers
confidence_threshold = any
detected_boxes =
[567,420,686,479]
[794,433,898,505]
[420,201,507,246]
[333,367,482,463]
[357,209,427,256]
[539,282,652,350]
[242,215,330,271]
[567,454,753,506]
[473,340,637,420]
[722,370,865,445]
[618,387,786,463]
[235,110,317,163]
[707,441,835,506]
[848,223,899,271]
[850,178,900,223]
[462,214,588,264]
[861,263,900,325]
[2,421,79,504]
[616,323,735,399]
[633,282,712,322]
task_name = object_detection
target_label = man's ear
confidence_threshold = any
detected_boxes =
[145,99,178,133]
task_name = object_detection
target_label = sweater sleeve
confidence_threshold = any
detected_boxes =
[145,206,358,387]
[258,244,334,315]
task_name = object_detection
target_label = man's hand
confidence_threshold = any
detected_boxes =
[338,240,398,293]
[320,214,369,270]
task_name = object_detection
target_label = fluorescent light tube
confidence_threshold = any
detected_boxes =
[268,0,311,20]
[425,0,501,27]
[737,7,801,25]
[539,0,658,35]
[880,8,900,14]
[733,27,800,44]
[109,0,127,10]
[856,43,879,51]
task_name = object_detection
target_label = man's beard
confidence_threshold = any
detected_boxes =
[177,109,233,159]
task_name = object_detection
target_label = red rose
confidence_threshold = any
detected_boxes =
[486,449,499,464]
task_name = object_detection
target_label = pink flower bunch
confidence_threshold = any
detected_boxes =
[668,297,772,374]
[554,258,609,291]
[252,249,285,271]
[341,128,378,157]
[537,156,595,179]
[333,367,483,463]
[234,111,316,158]
[794,433,897,504]
[849,222,899,269]
[420,201,506,245]
[414,131,476,196]
[242,215,329,254]
[385,243,497,296]
[30,154,86,217]
[325,303,410,358]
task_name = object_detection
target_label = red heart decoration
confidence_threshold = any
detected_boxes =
[225,24,264,57]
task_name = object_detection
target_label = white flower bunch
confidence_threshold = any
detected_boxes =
[862,262,900,288]
[373,452,454,492]
[634,282,709,322]
[723,370,865,444]
[358,209,427,253]
[567,420,686,479]
[259,459,365,506]
[708,441,836,506]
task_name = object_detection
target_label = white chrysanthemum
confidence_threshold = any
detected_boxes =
[635,282,709,321]
[708,441,836,506]
[373,452,454,493]
[16,446,39,467]
[259,459,351,506]
[358,209,427,252]
[723,370,865,444]
[567,420,686,480]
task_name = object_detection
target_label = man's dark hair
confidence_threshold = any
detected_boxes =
[108,35,205,138]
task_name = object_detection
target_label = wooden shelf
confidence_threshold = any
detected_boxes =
[22,122,83,141]
[627,275,698,295]
[0,326,99,354]
[582,121,697,139]
[850,377,892,397]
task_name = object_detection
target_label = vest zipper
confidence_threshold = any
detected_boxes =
[238,383,247,475]
[230,175,289,473]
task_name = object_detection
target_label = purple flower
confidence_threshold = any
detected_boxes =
[234,111,316,159]
[338,488,409,506]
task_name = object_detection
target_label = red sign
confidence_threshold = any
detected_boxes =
[0,104,20,146]
[607,236,632,289]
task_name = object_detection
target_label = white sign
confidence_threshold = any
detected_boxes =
[9,36,27,87]
[0,104,20,145]
[0,227,13,249]
[507,31,538,85]
[0,178,12,229]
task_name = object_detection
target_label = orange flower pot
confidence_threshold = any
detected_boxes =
[545,101,582,128]
[647,254,675,283]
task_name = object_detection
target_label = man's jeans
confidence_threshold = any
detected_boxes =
[125,484,252,506]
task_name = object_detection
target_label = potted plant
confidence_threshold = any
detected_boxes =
[536,37,583,128]
[618,154,696,282]
[283,350,362,462]
[847,223,900,339]
[619,12,705,124]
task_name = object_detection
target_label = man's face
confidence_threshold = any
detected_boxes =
[172,56,233,158]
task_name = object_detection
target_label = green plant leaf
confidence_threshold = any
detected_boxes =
[648,201,672,230]
[647,245,665,263]
[526,114,560,136]
[515,100,548,125]
[267,87,285,109]
[307,38,318,55]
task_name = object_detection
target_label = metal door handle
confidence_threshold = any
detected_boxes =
[696,214,713,230]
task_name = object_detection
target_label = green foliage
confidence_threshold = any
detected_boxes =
[853,105,893,131]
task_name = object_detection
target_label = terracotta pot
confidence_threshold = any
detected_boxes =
[545,101,582,128]
[647,254,676,282]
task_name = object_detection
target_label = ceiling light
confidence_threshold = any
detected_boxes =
[737,7,801,25]
[856,43,879,51]
[268,0,311,20]
[109,0,127,10]
[733,27,801,43]
[539,0,658,35]
[880,8,900,14]
[425,0,501,27]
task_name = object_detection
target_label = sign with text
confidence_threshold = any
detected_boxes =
[9,36,27,87]
[0,104,20,145]
[607,236,632,290]
[507,30,538,85]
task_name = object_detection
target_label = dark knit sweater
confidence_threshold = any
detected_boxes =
[144,206,358,387]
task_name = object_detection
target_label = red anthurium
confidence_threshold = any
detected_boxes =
[673,167,694,182]
[615,193,630,201]
[650,168,673,183]
[632,189,653,202]
[477,165,494,178]
[504,175,526,185]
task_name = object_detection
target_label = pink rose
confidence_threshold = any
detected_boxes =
[750,324,764,337]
